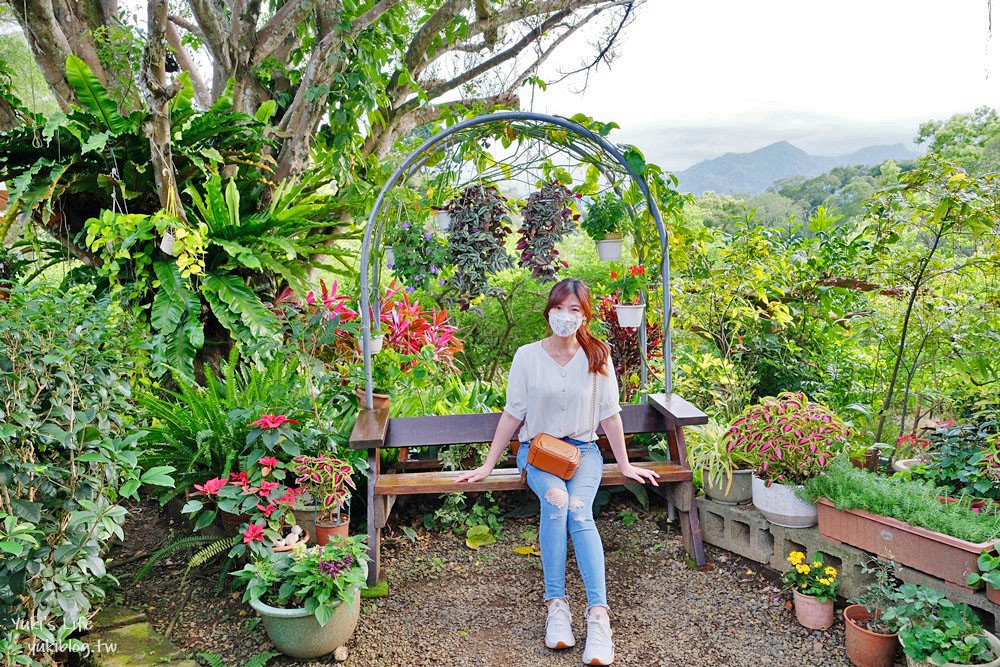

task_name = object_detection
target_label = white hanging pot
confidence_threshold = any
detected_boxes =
[160,229,177,256]
[595,234,624,261]
[434,208,451,232]
[384,246,395,266]
[615,303,645,328]
[370,334,384,354]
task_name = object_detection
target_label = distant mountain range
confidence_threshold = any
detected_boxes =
[676,141,919,195]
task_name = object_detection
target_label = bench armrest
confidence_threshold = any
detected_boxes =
[348,408,390,450]
[646,393,709,426]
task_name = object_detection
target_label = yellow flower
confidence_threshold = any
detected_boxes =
[796,564,811,574]
[787,551,805,564]
[825,566,837,577]
[799,582,807,588]
[818,578,831,586]
[811,561,822,569]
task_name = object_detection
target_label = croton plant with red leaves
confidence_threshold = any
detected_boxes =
[379,283,462,369]
[594,294,662,402]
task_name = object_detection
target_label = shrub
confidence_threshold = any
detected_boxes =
[0,285,173,662]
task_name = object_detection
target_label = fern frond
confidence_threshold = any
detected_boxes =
[244,651,280,667]
[196,651,227,667]
[186,536,239,571]
[135,535,222,581]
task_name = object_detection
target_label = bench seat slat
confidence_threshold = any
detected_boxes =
[374,461,691,495]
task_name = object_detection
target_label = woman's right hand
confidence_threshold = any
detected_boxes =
[453,465,493,484]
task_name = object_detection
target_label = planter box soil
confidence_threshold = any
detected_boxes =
[816,499,998,587]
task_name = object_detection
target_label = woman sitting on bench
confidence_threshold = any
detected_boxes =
[455,278,660,666]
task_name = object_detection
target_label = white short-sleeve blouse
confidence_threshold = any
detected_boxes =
[503,340,622,443]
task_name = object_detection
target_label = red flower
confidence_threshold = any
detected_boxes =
[194,477,227,496]
[610,271,618,280]
[228,471,249,487]
[242,523,265,544]
[258,456,279,468]
[255,503,277,518]
[258,480,280,497]
[251,414,299,429]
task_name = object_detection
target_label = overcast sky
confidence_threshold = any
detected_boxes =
[528,0,999,170]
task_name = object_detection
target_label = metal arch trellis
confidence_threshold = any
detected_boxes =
[359,110,675,410]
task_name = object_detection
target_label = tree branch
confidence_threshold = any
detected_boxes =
[186,0,233,73]
[252,0,313,66]
[166,21,212,107]
[168,13,204,39]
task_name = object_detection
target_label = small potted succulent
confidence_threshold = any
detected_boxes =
[606,264,647,328]
[782,551,839,630]
[292,454,356,545]
[688,419,757,504]
[884,583,1000,667]
[723,392,851,527]
[580,191,627,261]
[967,550,1000,605]
[232,537,369,658]
[844,557,901,667]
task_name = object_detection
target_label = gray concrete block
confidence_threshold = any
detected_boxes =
[696,497,773,564]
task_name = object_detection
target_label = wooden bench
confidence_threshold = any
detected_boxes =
[349,393,708,586]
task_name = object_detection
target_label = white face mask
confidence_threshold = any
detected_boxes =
[549,311,584,338]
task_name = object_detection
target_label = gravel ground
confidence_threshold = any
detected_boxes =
[112,495,857,667]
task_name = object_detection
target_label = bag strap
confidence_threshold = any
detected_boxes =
[590,370,598,436]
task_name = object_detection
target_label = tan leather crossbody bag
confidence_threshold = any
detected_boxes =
[525,372,598,481]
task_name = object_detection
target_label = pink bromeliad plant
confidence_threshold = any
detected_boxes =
[722,391,852,486]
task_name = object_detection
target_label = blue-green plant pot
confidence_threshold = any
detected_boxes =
[250,564,366,658]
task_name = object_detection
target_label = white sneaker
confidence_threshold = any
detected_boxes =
[545,598,575,649]
[582,611,614,665]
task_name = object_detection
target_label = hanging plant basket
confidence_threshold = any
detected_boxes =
[160,228,178,256]
[595,233,624,261]
[615,303,645,328]
[433,207,451,232]
[384,245,395,266]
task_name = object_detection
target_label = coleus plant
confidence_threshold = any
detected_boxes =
[722,392,851,486]
[291,454,356,525]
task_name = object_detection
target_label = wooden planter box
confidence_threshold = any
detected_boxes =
[816,499,998,587]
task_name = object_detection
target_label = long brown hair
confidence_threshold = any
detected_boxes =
[543,278,610,375]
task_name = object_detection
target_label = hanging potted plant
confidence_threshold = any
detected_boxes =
[383,221,450,292]
[884,584,1000,667]
[724,392,851,528]
[606,264,647,328]
[581,191,627,261]
[232,536,370,658]
[292,454,356,545]
[844,557,901,667]
[688,419,757,505]
[445,184,513,311]
[515,181,578,281]
[782,551,839,630]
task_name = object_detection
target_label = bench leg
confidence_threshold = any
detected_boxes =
[675,481,706,567]
[367,450,381,588]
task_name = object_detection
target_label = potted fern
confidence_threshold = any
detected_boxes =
[233,537,369,658]
[581,191,627,261]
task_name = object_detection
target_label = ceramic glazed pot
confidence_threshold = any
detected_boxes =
[792,589,833,630]
[615,304,645,329]
[251,562,367,658]
[702,468,753,505]
[844,604,897,667]
[751,475,817,528]
[595,234,623,261]
[900,630,1000,667]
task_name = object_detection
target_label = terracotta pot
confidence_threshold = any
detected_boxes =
[792,589,834,630]
[315,520,350,546]
[752,476,817,528]
[844,605,897,667]
[356,387,390,410]
[816,499,998,587]
[989,584,1000,605]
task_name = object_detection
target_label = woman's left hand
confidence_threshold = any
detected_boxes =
[619,463,659,487]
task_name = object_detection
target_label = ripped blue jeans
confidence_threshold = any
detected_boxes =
[517,437,607,610]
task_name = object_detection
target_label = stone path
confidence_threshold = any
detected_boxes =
[84,606,197,667]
